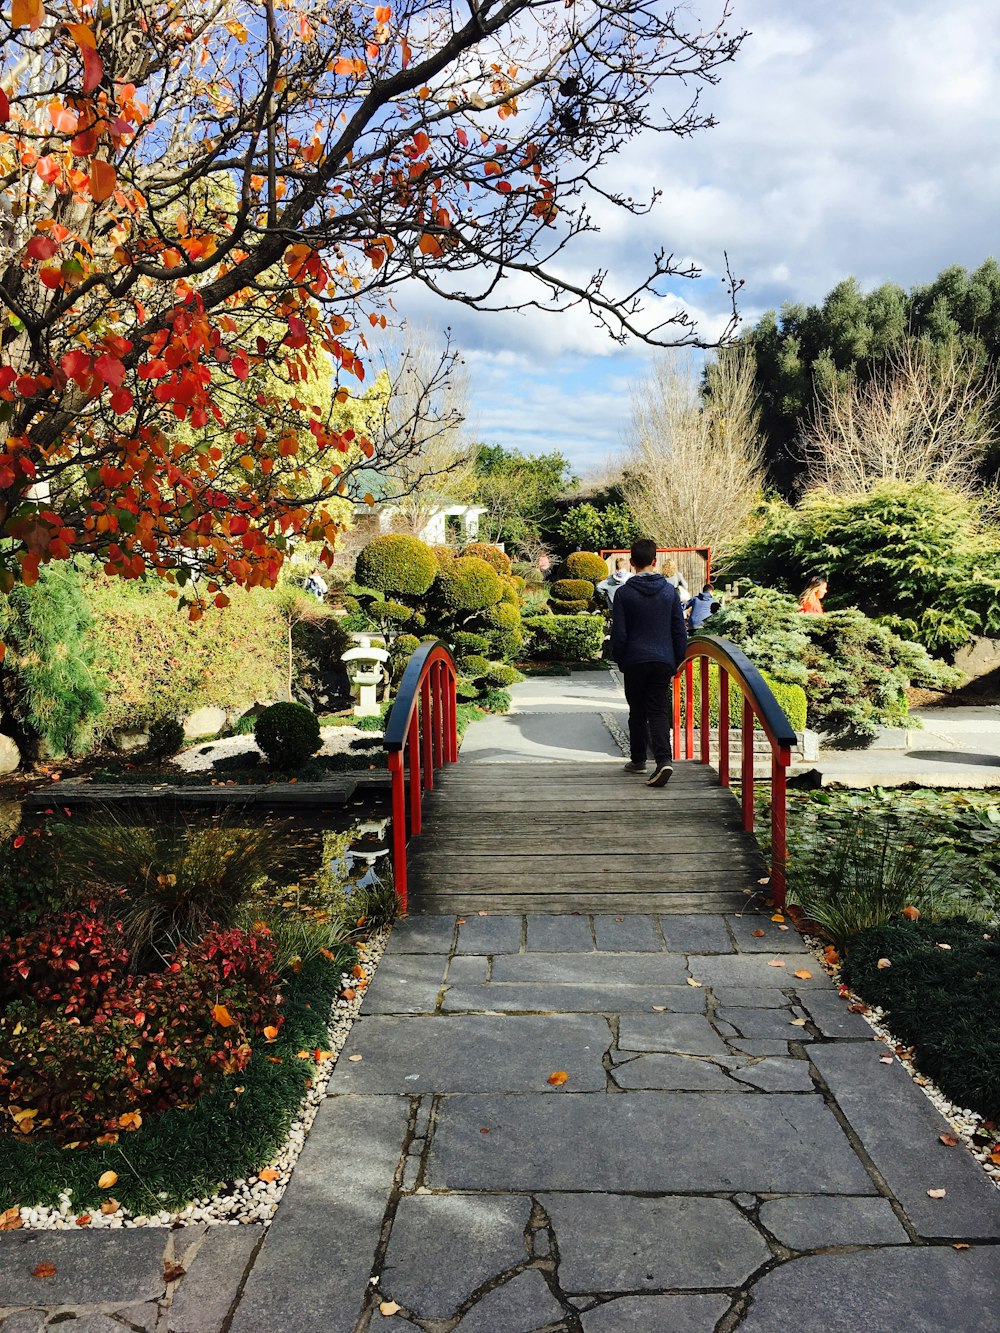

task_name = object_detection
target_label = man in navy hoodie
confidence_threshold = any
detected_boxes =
[610,537,688,787]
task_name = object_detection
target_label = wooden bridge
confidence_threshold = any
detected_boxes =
[385,640,795,916]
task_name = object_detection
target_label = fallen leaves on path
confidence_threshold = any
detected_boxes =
[546,1071,568,1087]
[793,969,813,980]
[379,1300,401,1315]
[163,1261,186,1283]
[258,1169,280,1183]
[348,1054,363,1062]
[939,1133,960,1147]
[0,1207,21,1230]
[32,1263,57,1279]
[879,1055,894,1064]
[767,959,785,968]
[751,929,765,938]
[686,978,703,987]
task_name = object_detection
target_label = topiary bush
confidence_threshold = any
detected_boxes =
[523,614,604,661]
[389,634,421,685]
[452,631,490,657]
[144,717,185,761]
[565,550,609,582]
[550,578,596,604]
[550,598,589,614]
[477,687,512,713]
[255,701,322,769]
[457,653,492,678]
[355,534,438,596]
[461,542,513,575]
[430,544,456,568]
[434,556,504,612]
[481,663,523,688]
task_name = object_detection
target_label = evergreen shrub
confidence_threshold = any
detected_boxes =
[452,632,490,657]
[687,666,808,733]
[458,654,492,678]
[478,687,512,713]
[565,550,608,582]
[434,556,503,611]
[355,534,438,596]
[523,614,604,661]
[550,578,595,604]
[255,702,322,769]
[461,542,513,575]
[550,598,589,613]
[481,663,523,688]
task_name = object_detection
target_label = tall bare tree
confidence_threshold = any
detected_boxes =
[622,344,765,552]
[802,340,1000,496]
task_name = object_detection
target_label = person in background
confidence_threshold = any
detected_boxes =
[537,552,552,581]
[304,568,328,600]
[611,537,688,788]
[798,577,828,614]
[662,560,691,604]
[597,556,632,606]
[685,583,718,629]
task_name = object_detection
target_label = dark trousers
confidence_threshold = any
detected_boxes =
[623,660,674,766]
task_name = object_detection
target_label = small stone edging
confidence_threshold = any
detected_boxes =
[9,928,391,1233]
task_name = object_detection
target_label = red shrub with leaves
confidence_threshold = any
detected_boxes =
[0,916,283,1143]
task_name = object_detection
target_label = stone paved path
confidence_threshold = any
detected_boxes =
[3,676,999,1329]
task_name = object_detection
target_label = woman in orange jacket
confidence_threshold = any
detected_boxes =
[798,577,827,614]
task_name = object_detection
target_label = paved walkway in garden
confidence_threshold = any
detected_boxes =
[2,676,999,1330]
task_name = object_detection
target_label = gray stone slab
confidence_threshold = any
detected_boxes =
[711,987,790,1008]
[730,1039,796,1057]
[328,1015,611,1093]
[0,1231,167,1307]
[457,1268,565,1332]
[688,955,828,987]
[593,916,662,951]
[717,1007,814,1041]
[115,1300,160,1332]
[809,1044,1000,1239]
[459,710,623,759]
[0,1315,44,1333]
[526,915,594,951]
[441,984,705,1015]
[799,989,876,1039]
[447,955,490,984]
[168,1226,262,1333]
[758,1196,909,1249]
[229,1094,409,1333]
[428,1093,877,1193]
[728,913,808,953]
[385,916,456,953]
[581,1293,730,1333]
[730,1058,816,1093]
[611,1054,746,1091]
[617,1013,730,1057]
[658,915,734,954]
[359,952,448,1014]
[739,1248,1000,1332]
[49,1319,121,1333]
[382,1195,531,1319]
[492,953,688,985]
[541,1194,770,1290]
[456,916,523,954]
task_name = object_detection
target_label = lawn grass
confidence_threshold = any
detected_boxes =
[0,949,353,1213]
[843,918,1000,1121]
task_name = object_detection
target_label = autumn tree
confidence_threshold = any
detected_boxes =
[0,0,745,632]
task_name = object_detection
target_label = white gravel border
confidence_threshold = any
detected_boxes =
[172,723,376,773]
[11,926,391,1231]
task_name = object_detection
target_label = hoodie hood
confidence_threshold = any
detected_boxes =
[628,572,669,597]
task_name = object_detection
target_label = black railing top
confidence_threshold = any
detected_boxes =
[686,634,798,751]
[383,639,456,752]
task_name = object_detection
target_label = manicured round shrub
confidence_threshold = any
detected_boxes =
[482,601,521,632]
[462,542,513,575]
[255,702,322,769]
[550,578,595,604]
[430,544,456,568]
[453,631,490,657]
[144,717,184,761]
[500,578,520,606]
[381,601,413,625]
[355,535,438,596]
[458,653,492,677]
[487,625,525,661]
[435,556,503,611]
[550,599,589,614]
[565,551,609,582]
[482,663,522,688]
[390,634,421,684]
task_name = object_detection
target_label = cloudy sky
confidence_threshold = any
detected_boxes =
[399,0,1000,478]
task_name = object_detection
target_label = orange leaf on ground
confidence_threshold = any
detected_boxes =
[163,1262,186,1283]
[546,1071,568,1086]
[751,929,765,938]
[97,1170,118,1189]
[902,905,920,921]
[0,1207,22,1230]
[379,1301,401,1316]
[351,964,365,979]
[118,1111,142,1130]
[793,969,813,980]
[258,1168,280,1183]
[939,1133,959,1147]
[771,913,785,923]
[263,1025,279,1041]
[879,1055,894,1064]
[824,946,840,965]
[212,1004,236,1027]
[33,1263,57,1279]
[767,960,785,968]
[953,1243,970,1250]
[100,1199,119,1215]
[75,1214,91,1226]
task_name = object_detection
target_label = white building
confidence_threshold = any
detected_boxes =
[350,502,488,547]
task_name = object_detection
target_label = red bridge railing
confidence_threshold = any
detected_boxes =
[383,640,458,913]
[672,635,796,905]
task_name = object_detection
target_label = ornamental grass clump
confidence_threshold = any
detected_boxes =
[788,803,972,949]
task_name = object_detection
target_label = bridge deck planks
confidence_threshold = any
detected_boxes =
[407,761,767,915]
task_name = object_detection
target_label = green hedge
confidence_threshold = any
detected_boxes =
[687,665,807,733]
[355,534,438,596]
[523,614,604,661]
[565,551,608,582]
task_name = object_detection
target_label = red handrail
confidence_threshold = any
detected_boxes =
[671,636,796,905]
[383,641,458,912]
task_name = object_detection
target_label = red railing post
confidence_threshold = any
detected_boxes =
[718,665,730,787]
[684,658,694,760]
[672,673,682,759]
[770,747,790,906]
[448,670,458,762]
[741,697,755,833]
[421,675,433,791]
[388,750,408,913]
[407,712,421,835]
[431,661,443,770]
[699,657,711,765]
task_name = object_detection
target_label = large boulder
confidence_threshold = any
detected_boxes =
[112,728,152,754]
[183,705,228,739]
[0,733,20,775]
